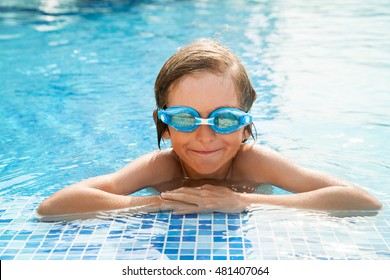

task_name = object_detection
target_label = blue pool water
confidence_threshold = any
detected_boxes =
[1,0,390,260]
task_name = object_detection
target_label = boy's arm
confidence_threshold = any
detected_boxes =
[37,149,187,219]
[161,183,381,215]
[161,145,382,213]
[239,145,382,210]
[238,184,382,211]
[37,175,165,216]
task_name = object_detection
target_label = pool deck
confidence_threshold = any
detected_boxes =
[0,196,389,260]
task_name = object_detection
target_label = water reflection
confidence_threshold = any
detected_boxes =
[244,205,384,259]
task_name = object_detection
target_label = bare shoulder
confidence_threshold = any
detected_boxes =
[234,143,353,193]
[110,148,182,194]
[233,144,283,182]
[235,143,283,164]
[233,144,310,183]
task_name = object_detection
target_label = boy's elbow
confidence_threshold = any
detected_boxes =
[361,188,382,211]
[359,191,382,212]
[348,185,382,211]
[371,197,383,211]
[36,198,55,216]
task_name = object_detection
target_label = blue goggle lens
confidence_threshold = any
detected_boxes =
[214,112,239,129]
[171,113,196,128]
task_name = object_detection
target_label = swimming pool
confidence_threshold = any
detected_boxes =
[1,0,390,260]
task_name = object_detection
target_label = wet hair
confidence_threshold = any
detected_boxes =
[154,39,257,148]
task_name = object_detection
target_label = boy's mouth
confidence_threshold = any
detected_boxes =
[189,149,222,156]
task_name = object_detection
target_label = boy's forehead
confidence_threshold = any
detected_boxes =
[167,72,240,110]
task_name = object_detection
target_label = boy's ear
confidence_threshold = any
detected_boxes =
[153,109,158,124]
[162,129,171,139]
[153,109,171,139]
[243,124,252,140]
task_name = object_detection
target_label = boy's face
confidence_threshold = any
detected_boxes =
[164,71,247,179]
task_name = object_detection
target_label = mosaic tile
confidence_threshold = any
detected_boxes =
[0,197,389,260]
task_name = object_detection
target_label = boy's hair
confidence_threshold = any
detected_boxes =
[154,39,257,148]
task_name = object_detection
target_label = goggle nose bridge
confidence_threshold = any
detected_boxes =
[194,117,215,126]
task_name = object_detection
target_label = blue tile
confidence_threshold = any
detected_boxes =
[228,225,240,230]
[180,249,194,255]
[152,242,164,248]
[214,236,227,242]
[183,225,197,229]
[96,224,110,230]
[142,214,156,219]
[170,219,183,225]
[213,255,227,260]
[48,229,62,234]
[61,235,76,242]
[83,255,97,260]
[0,235,13,240]
[228,237,244,243]
[171,214,184,220]
[199,225,211,230]
[213,213,226,219]
[230,255,244,260]
[157,213,170,220]
[0,255,14,260]
[107,235,121,240]
[183,230,197,235]
[167,236,180,242]
[197,249,211,255]
[37,248,53,254]
[69,247,85,252]
[182,236,196,242]
[213,249,227,255]
[227,214,240,219]
[4,249,19,255]
[140,224,153,229]
[229,249,243,255]
[180,255,194,260]
[168,231,181,236]
[165,242,179,248]
[153,236,166,242]
[166,255,179,260]
[169,225,182,230]
[53,248,69,254]
[24,242,41,248]
[164,249,178,254]
[46,235,60,240]
[184,214,198,219]
[18,230,32,235]
[229,243,243,248]
[196,255,211,260]
[125,225,140,230]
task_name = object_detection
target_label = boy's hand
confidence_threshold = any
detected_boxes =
[160,185,244,214]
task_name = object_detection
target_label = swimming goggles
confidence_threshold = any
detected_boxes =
[157,106,252,134]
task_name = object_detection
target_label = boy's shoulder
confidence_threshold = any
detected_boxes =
[238,143,266,156]
[149,148,179,160]
[145,148,181,170]
[134,148,182,182]
[236,143,281,163]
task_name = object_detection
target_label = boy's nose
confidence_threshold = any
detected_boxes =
[195,125,216,143]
